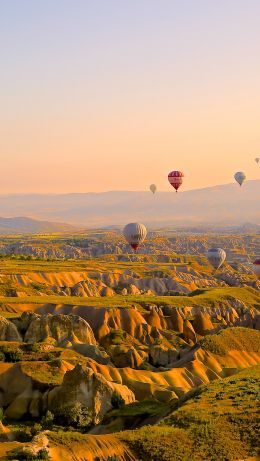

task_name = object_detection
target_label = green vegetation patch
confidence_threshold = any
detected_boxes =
[120,426,193,461]
[200,327,260,355]
[160,365,260,459]
[21,360,65,386]
[119,366,260,460]
[106,400,168,419]
[48,430,90,446]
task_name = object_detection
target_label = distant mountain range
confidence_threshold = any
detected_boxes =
[0,217,77,234]
[0,180,259,229]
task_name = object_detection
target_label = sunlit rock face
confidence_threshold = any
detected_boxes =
[47,363,135,425]
[16,312,97,346]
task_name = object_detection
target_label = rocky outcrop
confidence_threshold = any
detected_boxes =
[193,312,214,336]
[1,360,134,422]
[183,320,197,344]
[0,264,227,298]
[109,345,147,368]
[0,328,259,420]
[0,316,22,341]
[15,312,96,346]
[84,328,260,402]
[72,344,110,364]
[149,345,178,367]
[31,298,260,348]
[47,364,135,425]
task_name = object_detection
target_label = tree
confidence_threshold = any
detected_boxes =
[41,411,54,430]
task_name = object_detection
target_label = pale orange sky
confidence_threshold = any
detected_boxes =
[0,0,260,193]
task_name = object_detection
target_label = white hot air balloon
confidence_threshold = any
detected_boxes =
[207,248,226,270]
[150,184,157,194]
[255,157,259,164]
[123,223,147,251]
[234,171,246,186]
[253,259,260,278]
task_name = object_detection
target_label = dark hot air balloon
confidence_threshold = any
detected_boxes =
[234,171,246,186]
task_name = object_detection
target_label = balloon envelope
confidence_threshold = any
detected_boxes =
[234,171,246,186]
[253,259,260,277]
[255,157,259,164]
[123,223,147,251]
[150,184,157,194]
[168,171,184,192]
[207,248,226,269]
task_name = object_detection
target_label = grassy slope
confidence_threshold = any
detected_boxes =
[0,286,258,312]
[0,258,190,274]
[0,342,86,385]
[200,327,260,355]
[119,365,260,461]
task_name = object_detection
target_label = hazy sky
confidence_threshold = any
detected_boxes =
[1,0,260,193]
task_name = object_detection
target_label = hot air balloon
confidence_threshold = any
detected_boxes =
[168,171,184,192]
[150,184,157,194]
[255,157,259,164]
[207,248,226,270]
[253,259,260,277]
[234,171,246,186]
[123,223,147,251]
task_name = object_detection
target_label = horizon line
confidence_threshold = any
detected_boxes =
[0,179,258,197]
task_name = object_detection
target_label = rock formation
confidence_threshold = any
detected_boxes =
[47,364,135,425]
[15,312,97,346]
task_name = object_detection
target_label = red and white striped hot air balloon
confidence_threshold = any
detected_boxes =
[168,171,184,192]
[253,259,260,278]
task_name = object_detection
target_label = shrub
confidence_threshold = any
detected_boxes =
[111,392,125,409]
[50,358,62,368]
[37,448,50,460]
[43,353,55,361]
[23,343,40,353]
[3,349,23,362]
[15,426,33,442]
[31,423,43,437]
[41,411,54,430]
[11,447,50,460]
[14,449,36,460]
[107,329,126,345]
[31,282,43,291]
[55,402,93,429]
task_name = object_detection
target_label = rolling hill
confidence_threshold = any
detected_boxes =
[0,217,78,234]
[0,180,259,227]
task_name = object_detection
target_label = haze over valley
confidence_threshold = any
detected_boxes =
[0,180,259,228]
